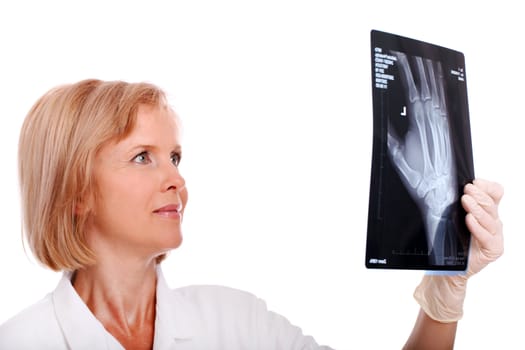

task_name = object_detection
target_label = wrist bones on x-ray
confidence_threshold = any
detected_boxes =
[387,52,457,261]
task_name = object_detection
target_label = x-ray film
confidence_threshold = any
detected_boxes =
[366,30,474,271]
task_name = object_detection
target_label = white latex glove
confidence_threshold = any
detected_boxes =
[414,179,504,322]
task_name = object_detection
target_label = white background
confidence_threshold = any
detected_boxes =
[0,1,522,349]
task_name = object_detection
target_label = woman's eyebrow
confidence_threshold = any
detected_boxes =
[126,143,182,154]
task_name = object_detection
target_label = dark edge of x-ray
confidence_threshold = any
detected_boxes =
[366,30,474,272]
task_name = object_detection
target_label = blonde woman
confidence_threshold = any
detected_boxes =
[0,79,504,349]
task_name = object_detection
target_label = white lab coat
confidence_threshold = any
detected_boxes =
[0,267,332,349]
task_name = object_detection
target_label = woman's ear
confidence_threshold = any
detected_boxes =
[74,195,93,216]
[75,202,86,215]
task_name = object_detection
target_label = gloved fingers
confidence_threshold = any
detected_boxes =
[462,180,505,278]
[462,193,504,264]
[464,209,503,248]
[465,213,504,279]
[461,192,502,236]
[472,178,504,205]
[464,180,503,219]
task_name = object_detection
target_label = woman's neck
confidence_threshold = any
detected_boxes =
[73,258,158,349]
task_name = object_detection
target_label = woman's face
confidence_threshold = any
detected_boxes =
[87,105,188,260]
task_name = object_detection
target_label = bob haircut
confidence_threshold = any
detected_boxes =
[19,79,172,271]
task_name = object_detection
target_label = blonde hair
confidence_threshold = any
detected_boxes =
[19,79,170,271]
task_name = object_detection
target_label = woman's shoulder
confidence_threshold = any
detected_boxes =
[170,284,262,310]
[0,293,55,331]
[163,285,330,349]
[175,284,257,298]
[0,293,66,349]
[161,284,268,325]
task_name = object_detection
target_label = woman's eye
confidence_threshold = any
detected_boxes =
[171,153,181,167]
[133,151,150,164]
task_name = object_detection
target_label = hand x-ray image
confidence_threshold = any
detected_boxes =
[366,30,474,271]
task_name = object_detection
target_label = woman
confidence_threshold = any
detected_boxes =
[0,79,504,349]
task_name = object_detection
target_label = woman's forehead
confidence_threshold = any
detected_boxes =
[101,106,181,155]
[135,105,180,133]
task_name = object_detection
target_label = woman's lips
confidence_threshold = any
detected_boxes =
[153,204,182,219]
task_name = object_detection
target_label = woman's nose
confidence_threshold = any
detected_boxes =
[161,161,186,192]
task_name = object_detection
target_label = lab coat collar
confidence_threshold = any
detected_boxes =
[53,270,122,349]
[52,265,197,350]
[153,265,197,348]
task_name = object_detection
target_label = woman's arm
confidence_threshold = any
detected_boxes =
[403,309,457,350]
[403,179,504,350]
